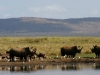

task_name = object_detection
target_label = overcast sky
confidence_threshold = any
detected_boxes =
[0,0,100,19]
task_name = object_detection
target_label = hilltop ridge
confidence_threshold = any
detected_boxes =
[0,17,100,36]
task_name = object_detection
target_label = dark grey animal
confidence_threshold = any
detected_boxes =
[8,47,33,61]
[61,46,82,58]
[36,53,46,59]
[91,45,100,58]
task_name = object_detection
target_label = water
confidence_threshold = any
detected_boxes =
[0,63,100,75]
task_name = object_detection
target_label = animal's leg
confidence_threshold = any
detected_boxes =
[12,56,14,61]
[20,57,23,61]
[24,56,27,62]
[29,56,32,60]
[72,55,75,58]
[97,55,98,58]
[10,56,12,61]
[95,54,97,58]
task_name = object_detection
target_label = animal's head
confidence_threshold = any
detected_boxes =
[30,47,36,52]
[77,49,82,53]
[33,48,37,52]
[73,46,82,53]
[78,46,83,53]
[91,45,97,53]
[30,47,37,55]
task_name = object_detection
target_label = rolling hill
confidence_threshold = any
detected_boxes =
[0,17,100,36]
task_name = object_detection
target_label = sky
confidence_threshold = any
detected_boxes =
[0,0,100,19]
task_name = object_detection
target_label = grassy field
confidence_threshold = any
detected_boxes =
[0,36,99,58]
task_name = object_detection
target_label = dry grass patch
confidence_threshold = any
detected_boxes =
[0,36,100,57]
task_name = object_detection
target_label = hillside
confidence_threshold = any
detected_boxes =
[0,17,100,36]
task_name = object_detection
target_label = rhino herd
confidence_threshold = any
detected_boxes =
[0,45,100,62]
[61,45,100,58]
[5,47,46,62]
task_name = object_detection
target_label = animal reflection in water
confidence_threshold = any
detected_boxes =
[94,63,100,70]
[0,64,78,71]
[1,65,47,72]
[61,63,80,70]
[0,63,99,71]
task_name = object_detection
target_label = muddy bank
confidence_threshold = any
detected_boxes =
[0,58,100,66]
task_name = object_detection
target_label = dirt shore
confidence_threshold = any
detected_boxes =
[0,58,100,66]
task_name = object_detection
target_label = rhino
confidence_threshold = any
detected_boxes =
[8,47,35,61]
[61,46,82,58]
[91,45,100,58]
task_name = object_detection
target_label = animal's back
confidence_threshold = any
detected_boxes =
[10,47,24,52]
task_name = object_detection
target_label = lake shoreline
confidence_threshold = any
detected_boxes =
[0,58,100,66]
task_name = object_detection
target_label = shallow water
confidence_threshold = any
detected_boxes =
[0,63,100,75]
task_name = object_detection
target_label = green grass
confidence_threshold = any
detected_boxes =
[0,36,99,58]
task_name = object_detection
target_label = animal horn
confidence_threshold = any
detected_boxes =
[80,47,83,50]
[77,46,80,48]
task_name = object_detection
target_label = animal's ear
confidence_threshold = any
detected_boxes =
[90,46,93,50]
[93,45,97,47]
[81,47,83,50]
[93,45,95,47]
